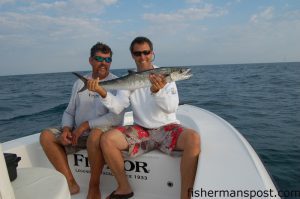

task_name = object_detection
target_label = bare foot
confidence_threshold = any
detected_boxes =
[68,180,80,195]
[87,185,101,199]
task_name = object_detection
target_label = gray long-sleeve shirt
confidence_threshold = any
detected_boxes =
[62,72,124,132]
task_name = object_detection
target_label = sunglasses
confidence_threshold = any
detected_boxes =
[94,56,112,63]
[132,50,151,57]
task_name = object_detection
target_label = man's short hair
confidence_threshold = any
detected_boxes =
[90,42,113,57]
[130,36,153,53]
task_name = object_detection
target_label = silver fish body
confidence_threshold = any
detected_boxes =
[73,67,192,92]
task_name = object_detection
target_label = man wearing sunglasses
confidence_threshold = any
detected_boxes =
[87,37,200,199]
[40,42,123,199]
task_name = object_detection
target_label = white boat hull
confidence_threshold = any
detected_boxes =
[2,105,280,199]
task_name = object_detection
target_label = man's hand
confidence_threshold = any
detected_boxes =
[149,74,167,93]
[71,121,90,146]
[71,128,82,146]
[87,78,107,98]
[59,128,72,146]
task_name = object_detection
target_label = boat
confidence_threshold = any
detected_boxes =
[0,104,280,199]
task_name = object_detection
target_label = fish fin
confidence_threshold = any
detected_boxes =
[72,72,88,93]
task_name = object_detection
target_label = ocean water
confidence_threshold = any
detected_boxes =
[0,62,299,198]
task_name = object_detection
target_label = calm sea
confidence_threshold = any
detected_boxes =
[0,62,299,198]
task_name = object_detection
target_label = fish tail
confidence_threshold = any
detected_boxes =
[72,72,88,93]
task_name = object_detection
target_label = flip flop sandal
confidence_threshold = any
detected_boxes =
[108,190,134,199]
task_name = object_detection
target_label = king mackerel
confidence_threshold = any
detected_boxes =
[73,67,192,92]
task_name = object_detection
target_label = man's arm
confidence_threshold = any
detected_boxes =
[152,82,179,113]
[87,78,131,114]
[71,110,125,146]
[88,110,125,128]
[71,121,89,146]
[149,74,179,113]
[59,126,73,145]
[61,80,80,128]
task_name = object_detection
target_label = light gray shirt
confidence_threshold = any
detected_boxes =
[62,72,124,132]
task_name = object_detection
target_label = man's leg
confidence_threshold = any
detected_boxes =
[40,130,80,194]
[86,129,104,199]
[100,129,133,198]
[175,128,201,199]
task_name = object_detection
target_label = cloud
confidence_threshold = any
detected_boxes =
[0,0,125,75]
[1,1,299,75]
[0,0,14,5]
[24,1,67,11]
[185,0,203,3]
[250,6,274,23]
[0,11,111,48]
[141,5,300,67]
[0,0,121,45]
[195,8,300,64]
[143,4,227,23]
[142,3,154,9]
[16,0,118,16]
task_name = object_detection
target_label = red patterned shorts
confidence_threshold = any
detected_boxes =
[116,123,184,157]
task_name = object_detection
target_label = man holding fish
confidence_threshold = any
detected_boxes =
[86,36,201,199]
[40,42,124,199]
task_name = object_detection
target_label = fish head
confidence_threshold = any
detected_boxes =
[169,67,192,81]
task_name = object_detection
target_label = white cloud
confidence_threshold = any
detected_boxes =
[180,5,227,19]
[0,12,109,45]
[143,4,227,23]
[225,0,242,7]
[144,13,183,23]
[18,0,118,15]
[140,6,300,67]
[185,0,203,3]
[282,9,300,20]
[250,6,274,23]
[0,0,14,5]
[142,3,154,9]
[68,0,118,13]
[1,1,299,75]
[0,0,121,44]
[0,0,124,75]
[26,1,67,11]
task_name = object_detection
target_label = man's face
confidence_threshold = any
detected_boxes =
[131,42,153,71]
[89,51,111,79]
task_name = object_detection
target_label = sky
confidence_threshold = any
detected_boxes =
[0,0,300,76]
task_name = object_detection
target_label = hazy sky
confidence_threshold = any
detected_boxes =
[0,0,300,76]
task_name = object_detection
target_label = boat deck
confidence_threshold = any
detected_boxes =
[2,105,280,199]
